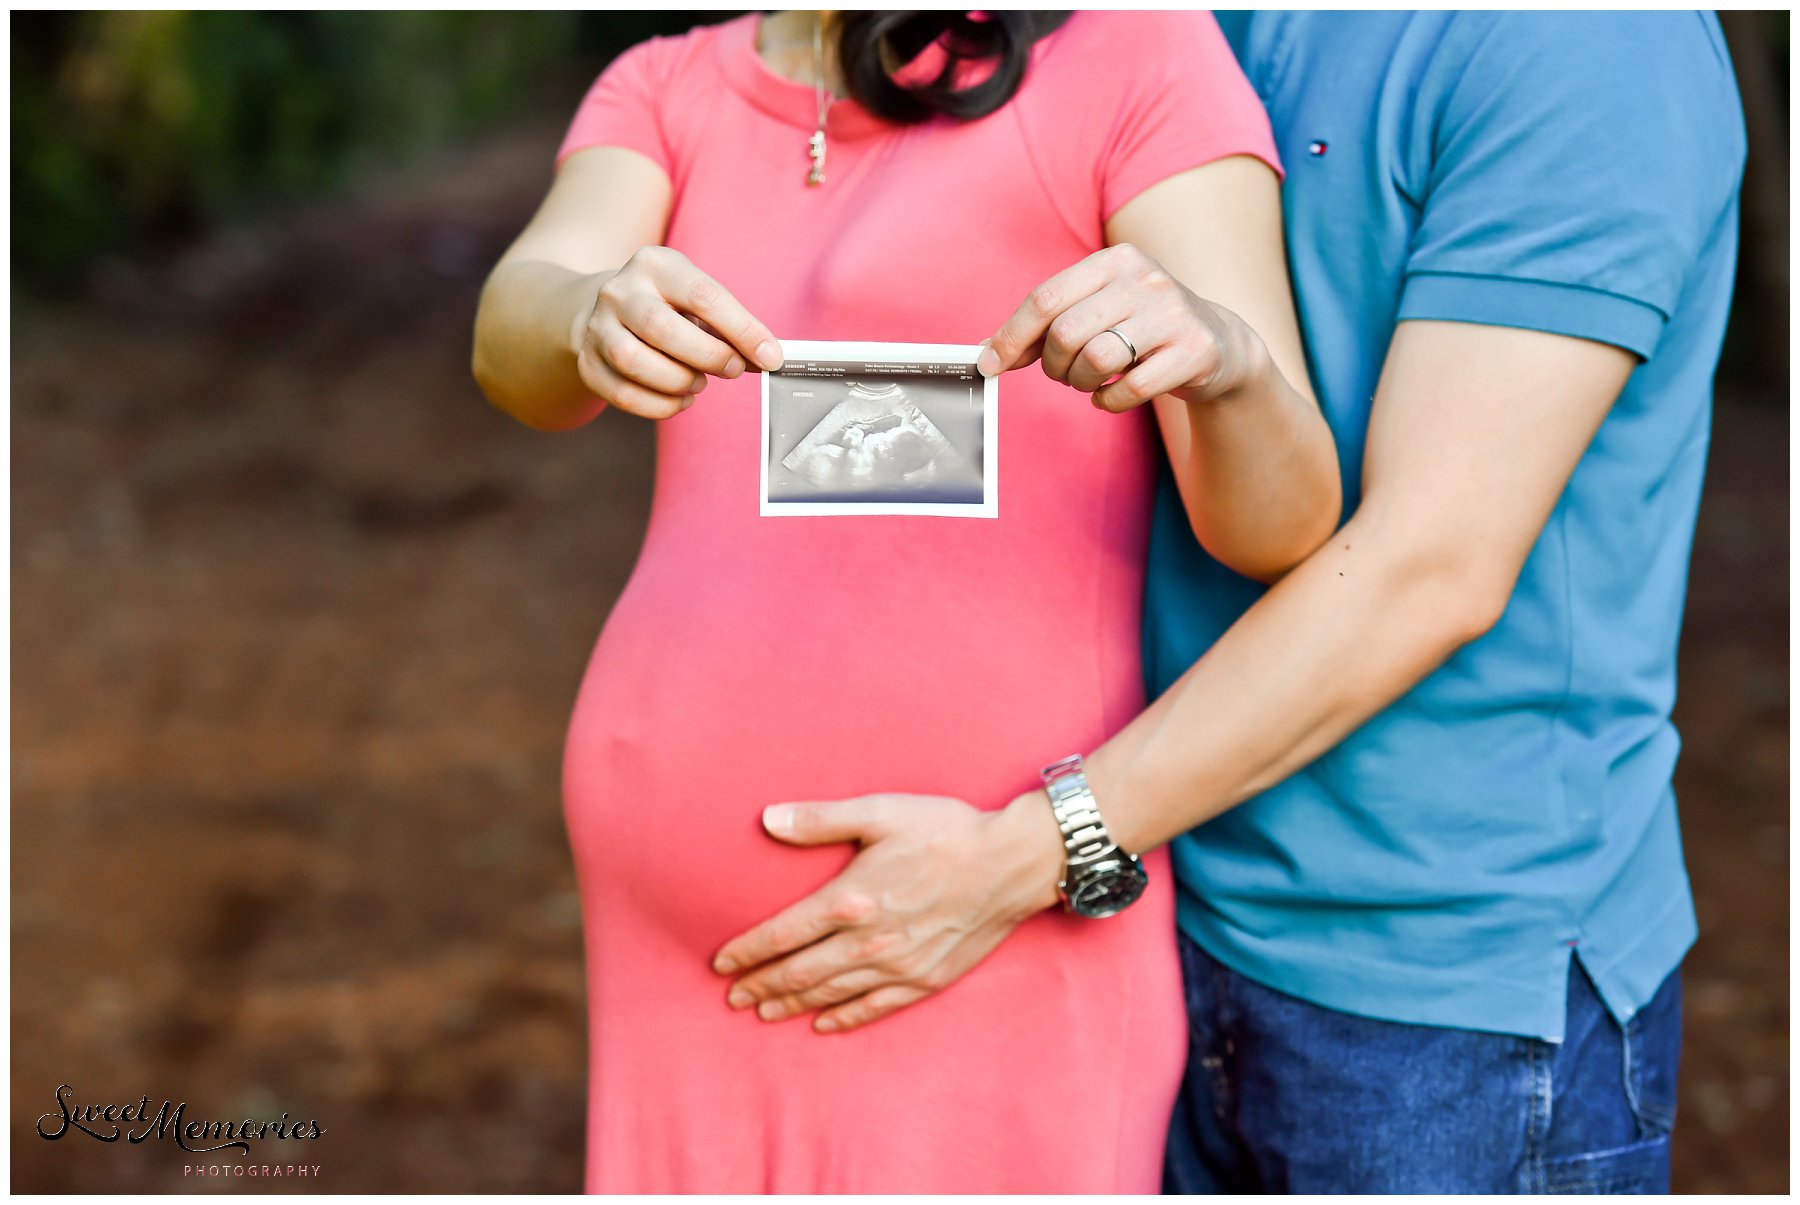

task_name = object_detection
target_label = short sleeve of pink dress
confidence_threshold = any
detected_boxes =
[553,37,675,176]
[553,13,1279,1194]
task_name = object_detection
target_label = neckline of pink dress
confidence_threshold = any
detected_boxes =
[714,13,891,141]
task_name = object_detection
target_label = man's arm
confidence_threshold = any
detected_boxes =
[713,318,1635,1032]
[1080,318,1635,852]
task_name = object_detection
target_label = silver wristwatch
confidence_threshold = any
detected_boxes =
[1038,754,1148,919]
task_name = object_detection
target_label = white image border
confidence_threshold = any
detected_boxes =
[760,339,999,518]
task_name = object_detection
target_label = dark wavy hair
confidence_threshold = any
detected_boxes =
[834,11,1071,124]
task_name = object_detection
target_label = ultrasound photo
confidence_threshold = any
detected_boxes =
[761,341,997,517]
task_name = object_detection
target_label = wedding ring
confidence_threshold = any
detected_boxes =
[1102,326,1138,367]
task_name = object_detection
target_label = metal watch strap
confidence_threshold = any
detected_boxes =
[1040,754,1121,865]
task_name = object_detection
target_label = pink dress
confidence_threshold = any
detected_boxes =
[555,12,1278,1193]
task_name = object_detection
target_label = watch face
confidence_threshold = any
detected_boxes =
[1069,860,1149,919]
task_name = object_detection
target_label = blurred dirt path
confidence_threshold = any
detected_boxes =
[10,110,1788,1193]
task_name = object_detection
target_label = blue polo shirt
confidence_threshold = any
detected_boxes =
[1146,11,1745,1041]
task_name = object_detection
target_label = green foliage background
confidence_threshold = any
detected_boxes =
[10,11,726,292]
[7,9,1786,392]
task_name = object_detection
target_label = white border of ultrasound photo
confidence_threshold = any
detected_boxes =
[760,340,998,518]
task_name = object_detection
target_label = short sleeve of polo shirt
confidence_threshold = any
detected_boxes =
[1398,12,1746,359]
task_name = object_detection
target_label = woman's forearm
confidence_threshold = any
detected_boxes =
[1099,159,1338,581]
[472,260,610,433]
[1167,332,1342,582]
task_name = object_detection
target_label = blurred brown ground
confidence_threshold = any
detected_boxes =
[10,110,1788,1194]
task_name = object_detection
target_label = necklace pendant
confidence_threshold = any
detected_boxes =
[807,129,827,187]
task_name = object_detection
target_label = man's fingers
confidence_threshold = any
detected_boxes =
[813,984,932,1034]
[760,795,896,847]
[712,795,914,974]
[738,951,892,1015]
[726,929,872,1011]
[617,299,747,380]
[653,256,783,371]
[782,966,890,1016]
[712,884,876,976]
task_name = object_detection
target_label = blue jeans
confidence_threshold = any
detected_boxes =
[1163,935,1682,1194]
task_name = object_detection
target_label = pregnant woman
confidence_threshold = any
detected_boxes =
[472,10,1337,1193]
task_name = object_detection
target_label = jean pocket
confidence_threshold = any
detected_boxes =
[1542,1134,1671,1194]
[1621,972,1682,1136]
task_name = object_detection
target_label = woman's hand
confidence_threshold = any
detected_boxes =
[576,246,785,419]
[976,242,1272,413]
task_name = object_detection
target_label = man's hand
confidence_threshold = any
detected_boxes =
[712,792,1064,1034]
[1058,321,1641,859]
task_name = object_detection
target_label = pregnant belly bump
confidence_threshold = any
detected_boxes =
[585,809,861,960]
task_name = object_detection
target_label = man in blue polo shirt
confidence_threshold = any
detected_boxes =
[708,9,1745,1193]
[1132,10,1745,1193]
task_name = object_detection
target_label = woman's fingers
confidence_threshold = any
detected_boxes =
[575,247,781,421]
[1036,286,1130,385]
[983,242,1228,411]
[979,249,1123,377]
[1066,324,1149,395]
[597,318,711,396]
[619,297,749,380]
[1039,286,1178,397]
[1090,346,1193,414]
[639,248,784,371]
[574,343,695,419]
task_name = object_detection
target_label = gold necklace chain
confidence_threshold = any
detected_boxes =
[807,14,831,186]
